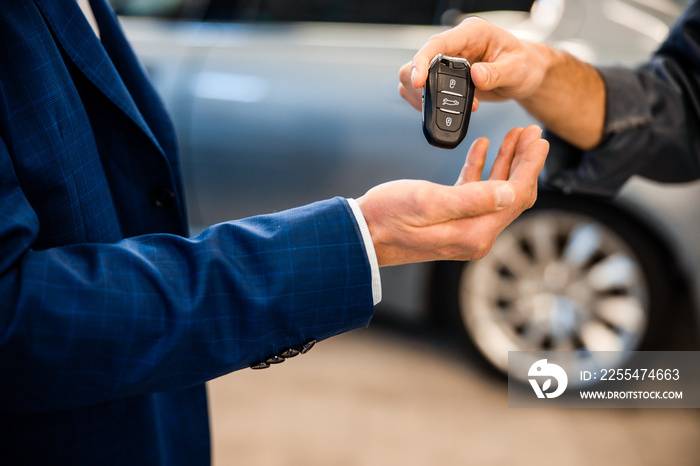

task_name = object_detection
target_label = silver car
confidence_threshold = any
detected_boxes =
[114,0,698,379]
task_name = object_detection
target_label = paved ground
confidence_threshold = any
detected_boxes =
[208,322,700,466]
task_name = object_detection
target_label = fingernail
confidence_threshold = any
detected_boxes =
[410,67,417,84]
[495,184,515,209]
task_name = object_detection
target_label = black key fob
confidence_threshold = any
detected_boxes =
[422,55,475,149]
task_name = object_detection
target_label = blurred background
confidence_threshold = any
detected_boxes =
[112,0,700,463]
[207,323,700,465]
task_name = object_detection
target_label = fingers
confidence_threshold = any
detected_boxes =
[511,125,546,176]
[408,17,504,90]
[510,136,550,186]
[409,38,446,89]
[406,16,547,107]
[472,97,480,112]
[397,82,422,112]
[488,125,546,181]
[458,125,544,186]
[456,137,489,185]
[509,126,548,213]
[489,127,523,181]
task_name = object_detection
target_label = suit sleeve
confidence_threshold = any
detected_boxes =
[544,1,700,197]
[0,136,375,413]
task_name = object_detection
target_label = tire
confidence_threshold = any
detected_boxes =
[435,193,677,383]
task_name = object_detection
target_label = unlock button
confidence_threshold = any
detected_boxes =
[437,109,463,132]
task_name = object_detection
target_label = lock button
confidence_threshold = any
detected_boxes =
[438,74,467,97]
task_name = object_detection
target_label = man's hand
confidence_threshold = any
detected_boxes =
[398,17,549,111]
[357,125,549,267]
[397,16,606,150]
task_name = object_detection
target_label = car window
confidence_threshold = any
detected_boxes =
[111,0,535,25]
[203,0,442,24]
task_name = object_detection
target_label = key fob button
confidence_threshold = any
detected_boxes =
[436,109,463,132]
[438,75,467,97]
[437,93,466,111]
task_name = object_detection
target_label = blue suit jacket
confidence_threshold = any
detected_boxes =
[0,1,374,463]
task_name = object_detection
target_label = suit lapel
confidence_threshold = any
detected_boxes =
[33,0,165,157]
[88,0,179,161]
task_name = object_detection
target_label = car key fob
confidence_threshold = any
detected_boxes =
[422,54,475,149]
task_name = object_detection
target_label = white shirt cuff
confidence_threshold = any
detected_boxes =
[346,198,382,305]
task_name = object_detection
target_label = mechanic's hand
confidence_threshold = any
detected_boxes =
[357,125,548,267]
[398,16,548,112]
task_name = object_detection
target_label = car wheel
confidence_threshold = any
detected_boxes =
[438,194,674,382]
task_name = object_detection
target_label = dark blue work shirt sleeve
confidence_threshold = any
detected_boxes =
[544,0,700,197]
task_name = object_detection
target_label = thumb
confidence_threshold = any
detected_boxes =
[442,181,515,221]
[471,56,532,95]
[493,183,516,209]
[470,62,498,91]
